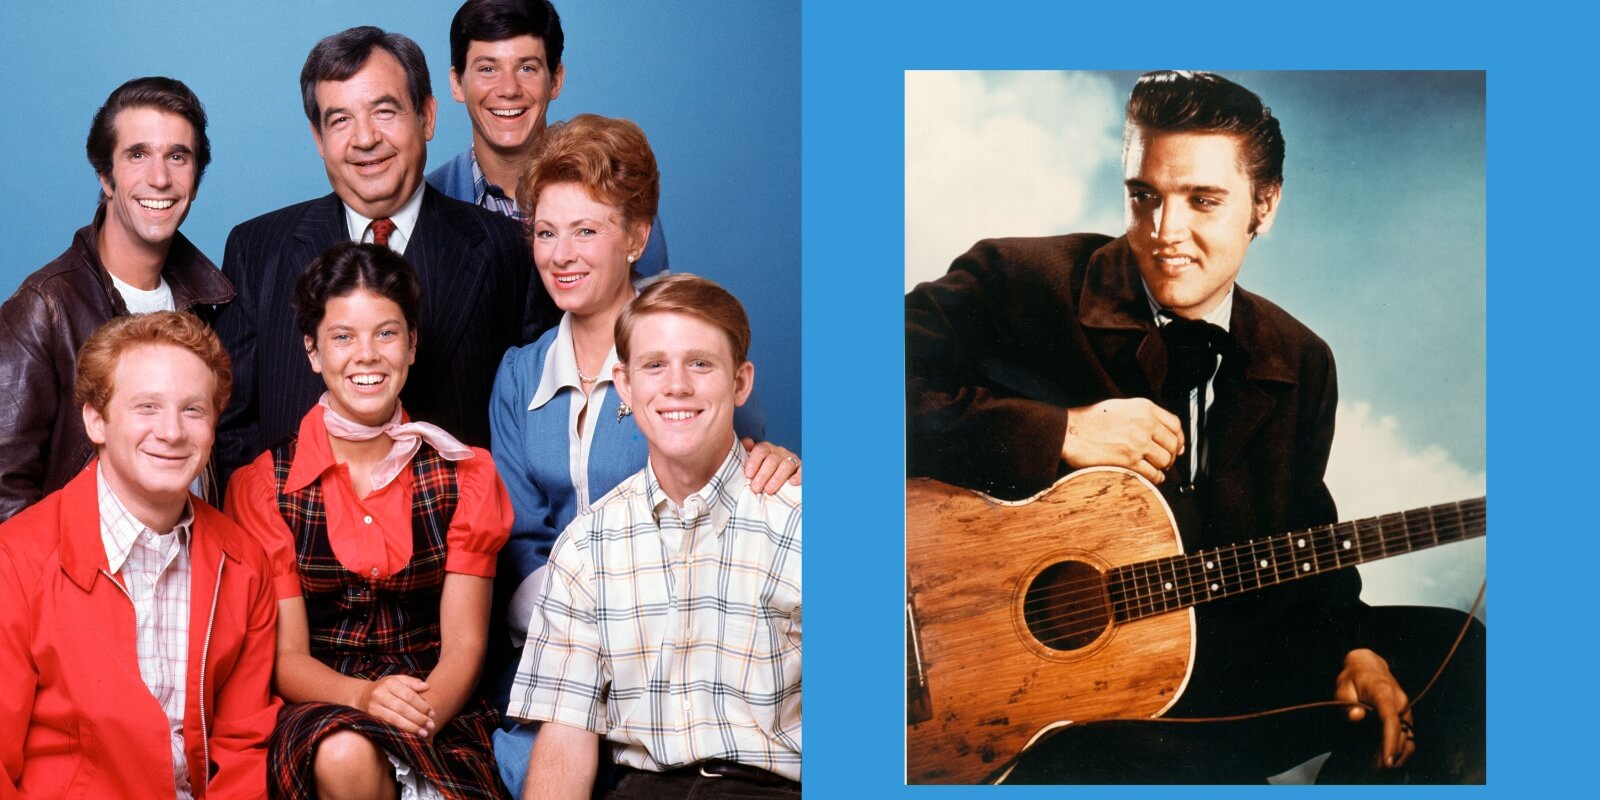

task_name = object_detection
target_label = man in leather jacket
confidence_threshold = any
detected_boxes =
[0,76,233,522]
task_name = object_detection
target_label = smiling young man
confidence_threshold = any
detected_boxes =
[427,0,669,280]
[508,274,801,800]
[0,312,279,799]
[0,77,234,522]
[905,71,1484,783]
[214,26,555,481]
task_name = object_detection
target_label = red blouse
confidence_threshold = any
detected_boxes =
[226,408,514,601]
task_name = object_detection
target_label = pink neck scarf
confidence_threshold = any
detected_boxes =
[318,394,473,490]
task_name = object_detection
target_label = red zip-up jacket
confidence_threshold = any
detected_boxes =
[0,463,280,799]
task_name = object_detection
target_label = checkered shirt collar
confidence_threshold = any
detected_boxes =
[470,148,527,221]
[97,463,194,574]
[644,442,745,533]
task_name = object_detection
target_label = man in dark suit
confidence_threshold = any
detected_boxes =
[905,71,1483,783]
[214,26,554,477]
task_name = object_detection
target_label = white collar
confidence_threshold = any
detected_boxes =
[528,312,622,411]
[1142,282,1234,331]
[343,182,426,252]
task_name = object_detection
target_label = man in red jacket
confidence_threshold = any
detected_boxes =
[0,312,279,799]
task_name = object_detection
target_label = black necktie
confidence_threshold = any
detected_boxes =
[1159,315,1233,485]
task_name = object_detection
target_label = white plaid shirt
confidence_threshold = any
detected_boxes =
[509,444,802,781]
[99,466,195,798]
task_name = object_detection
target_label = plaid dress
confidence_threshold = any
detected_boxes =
[265,437,508,800]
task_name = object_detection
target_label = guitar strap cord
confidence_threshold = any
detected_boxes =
[986,578,1487,785]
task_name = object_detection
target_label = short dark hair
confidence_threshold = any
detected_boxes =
[449,0,564,75]
[616,273,751,366]
[293,242,423,341]
[300,26,433,128]
[86,77,211,194]
[1125,70,1285,201]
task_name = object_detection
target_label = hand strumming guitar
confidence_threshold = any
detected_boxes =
[1062,398,1184,484]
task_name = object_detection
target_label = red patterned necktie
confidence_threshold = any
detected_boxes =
[369,217,397,247]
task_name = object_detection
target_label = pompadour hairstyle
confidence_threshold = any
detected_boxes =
[1125,70,1286,201]
[86,76,212,196]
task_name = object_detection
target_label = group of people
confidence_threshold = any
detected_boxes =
[0,2,801,799]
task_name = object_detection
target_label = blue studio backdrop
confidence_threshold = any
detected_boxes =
[0,0,800,454]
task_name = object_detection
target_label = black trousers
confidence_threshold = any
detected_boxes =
[1004,606,1486,784]
[607,767,800,800]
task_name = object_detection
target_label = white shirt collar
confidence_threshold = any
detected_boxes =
[343,181,426,253]
[1142,282,1234,331]
[528,312,624,411]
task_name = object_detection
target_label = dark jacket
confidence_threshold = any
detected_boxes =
[906,233,1368,713]
[212,187,556,482]
[0,216,233,521]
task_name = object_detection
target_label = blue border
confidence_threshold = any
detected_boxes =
[802,0,1595,796]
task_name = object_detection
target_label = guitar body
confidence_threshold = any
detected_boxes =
[906,468,1194,784]
[906,468,1488,784]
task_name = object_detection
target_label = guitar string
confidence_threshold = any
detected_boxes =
[1013,507,1485,639]
[1017,505,1486,635]
[1022,509,1486,646]
[980,579,1489,786]
[1012,507,1485,646]
[1028,501,1485,627]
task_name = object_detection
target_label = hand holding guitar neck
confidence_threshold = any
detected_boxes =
[1335,648,1415,768]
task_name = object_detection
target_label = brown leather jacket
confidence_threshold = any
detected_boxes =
[0,214,234,521]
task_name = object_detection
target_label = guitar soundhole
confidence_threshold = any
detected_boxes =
[1022,560,1108,652]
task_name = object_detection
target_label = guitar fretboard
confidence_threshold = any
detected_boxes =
[1106,497,1485,622]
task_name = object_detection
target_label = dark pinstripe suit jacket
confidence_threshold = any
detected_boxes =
[213,187,555,478]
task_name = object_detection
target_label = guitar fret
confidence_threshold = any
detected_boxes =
[1074,494,1484,626]
[1291,528,1316,577]
[1335,520,1357,568]
[1371,515,1390,560]
[1201,552,1217,601]
[1232,540,1259,595]
[1162,556,1182,612]
[1114,565,1132,620]
[1272,533,1293,586]
[1386,510,1411,556]
[1165,556,1184,608]
[1434,502,1462,544]
[1133,561,1155,619]
[1118,565,1138,621]
[1307,525,1329,575]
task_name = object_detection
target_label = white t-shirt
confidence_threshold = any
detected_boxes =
[110,273,176,314]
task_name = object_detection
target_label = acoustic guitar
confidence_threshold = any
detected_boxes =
[904,467,1485,784]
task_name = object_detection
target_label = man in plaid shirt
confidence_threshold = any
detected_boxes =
[507,274,801,799]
